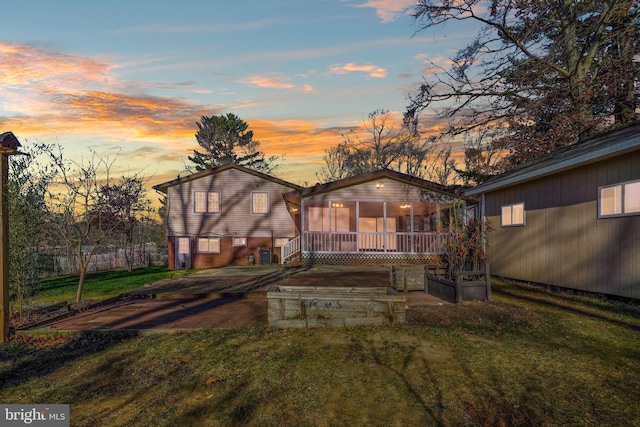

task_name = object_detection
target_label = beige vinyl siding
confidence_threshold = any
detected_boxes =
[166,168,297,238]
[304,178,455,205]
[485,150,640,299]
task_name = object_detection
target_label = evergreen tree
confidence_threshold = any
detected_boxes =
[188,113,278,174]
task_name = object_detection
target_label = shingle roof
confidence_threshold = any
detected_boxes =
[466,121,640,196]
[152,163,304,193]
[284,168,472,201]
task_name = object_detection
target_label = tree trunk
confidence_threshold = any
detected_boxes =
[76,264,86,304]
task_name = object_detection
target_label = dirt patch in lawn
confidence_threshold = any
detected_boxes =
[408,299,542,330]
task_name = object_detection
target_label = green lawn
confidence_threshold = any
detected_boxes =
[36,267,195,303]
[2,279,639,426]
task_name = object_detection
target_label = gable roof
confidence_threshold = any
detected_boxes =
[467,121,640,196]
[284,168,471,201]
[152,163,304,193]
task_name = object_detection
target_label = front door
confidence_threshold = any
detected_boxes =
[175,237,191,270]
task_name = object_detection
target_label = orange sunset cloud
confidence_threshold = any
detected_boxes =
[238,75,296,90]
[329,62,387,79]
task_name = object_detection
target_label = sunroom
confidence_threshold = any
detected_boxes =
[282,169,473,265]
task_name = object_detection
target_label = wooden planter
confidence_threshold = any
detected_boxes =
[267,286,406,328]
[390,264,448,292]
[426,268,492,303]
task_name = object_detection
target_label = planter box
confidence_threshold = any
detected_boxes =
[426,270,491,303]
[390,265,425,291]
[267,286,406,328]
[390,264,448,292]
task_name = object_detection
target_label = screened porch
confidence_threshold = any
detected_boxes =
[301,200,462,254]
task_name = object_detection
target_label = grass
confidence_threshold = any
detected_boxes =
[36,267,196,303]
[1,279,640,426]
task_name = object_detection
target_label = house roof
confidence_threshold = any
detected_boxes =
[466,121,640,196]
[284,168,472,202]
[152,163,304,193]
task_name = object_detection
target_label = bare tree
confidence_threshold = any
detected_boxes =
[7,143,55,318]
[95,175,150,272]
[46,146,123,303]
[317,109,434,183]
[407,0,639,171]
[427,145,458,186]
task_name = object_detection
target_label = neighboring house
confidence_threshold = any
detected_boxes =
[467,122,640,299]
[283,169,474,265]
[153,164,303,270]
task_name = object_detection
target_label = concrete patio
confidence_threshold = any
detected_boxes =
[21,265,449,332]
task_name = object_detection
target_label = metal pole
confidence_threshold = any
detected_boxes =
[0,154,9,341]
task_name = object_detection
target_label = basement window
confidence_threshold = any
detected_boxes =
[197,237,220,253]
[233,237,247,247]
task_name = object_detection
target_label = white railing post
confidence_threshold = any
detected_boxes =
[281,235,301,262]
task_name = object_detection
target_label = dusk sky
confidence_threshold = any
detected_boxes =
[0,0,479,189]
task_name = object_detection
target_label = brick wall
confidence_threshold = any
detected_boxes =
[169,236,276,269]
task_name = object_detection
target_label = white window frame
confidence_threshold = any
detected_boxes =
[599,179,640,218]
[194,191,220,214]
[501,202,525,227]
[232,236,247,247]
[274,238,289,247]
[251,191,269,215]
[197,237,220,253]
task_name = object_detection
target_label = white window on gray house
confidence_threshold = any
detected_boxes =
[501,202,525,226]
[274,238,289,247]
[599,180,640,217]
[252,192,269,214]
[233,237,247,246]
[197,237,220,253]
[194,191,220,213]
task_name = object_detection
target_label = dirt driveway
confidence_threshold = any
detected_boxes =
[26,265,446,332]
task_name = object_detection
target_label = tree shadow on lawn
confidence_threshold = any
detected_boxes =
[0,332,134,391]
[354,334,543,426]
[495,283,640,332]
[138,265,313,296]
[92,296,265,330]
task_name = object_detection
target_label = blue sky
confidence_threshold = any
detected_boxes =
[0,0,477,187]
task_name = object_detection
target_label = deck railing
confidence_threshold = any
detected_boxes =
[280,235,301,263]
[302,232,444,254]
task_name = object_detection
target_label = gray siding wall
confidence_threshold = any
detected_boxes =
[167,168,297,238]
[304,178,458,204]
[485,150,640,298]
